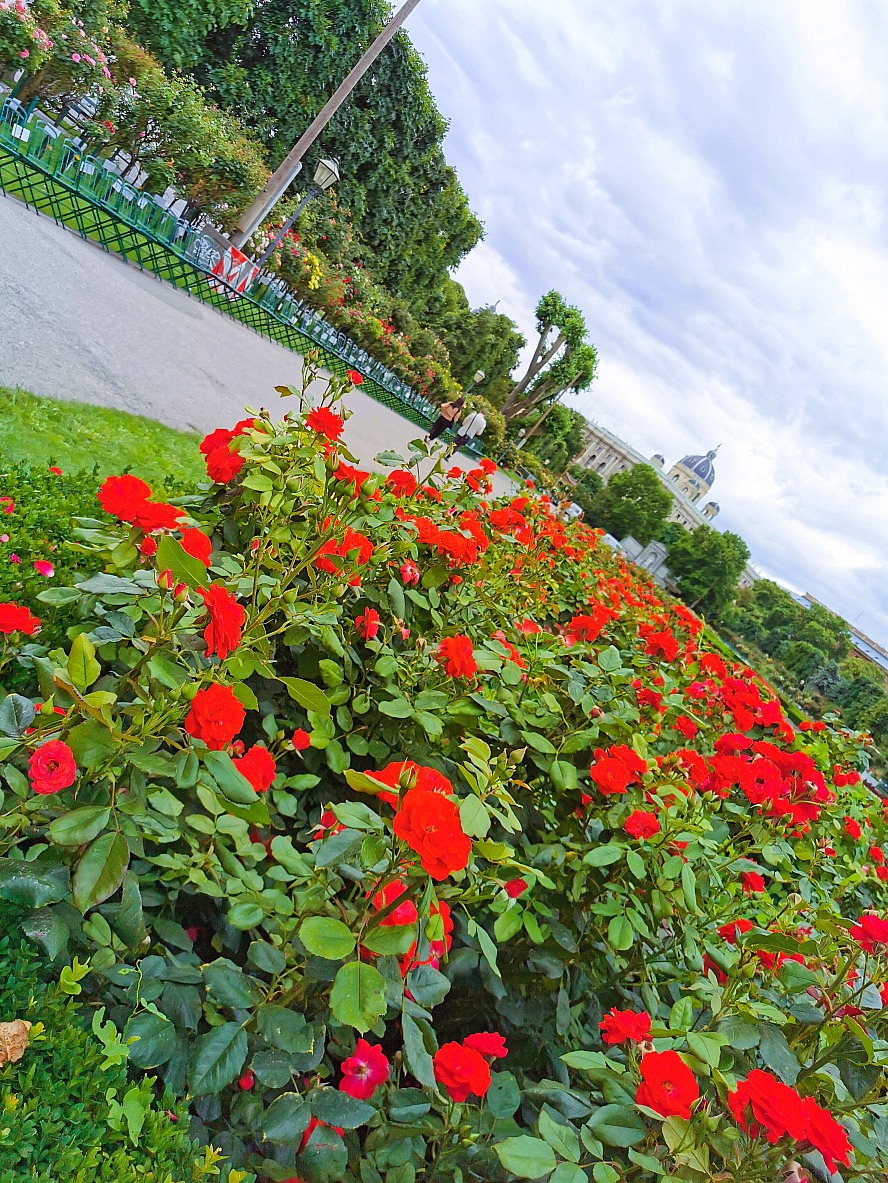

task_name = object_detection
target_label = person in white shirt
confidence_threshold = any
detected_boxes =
[451,408,487,453]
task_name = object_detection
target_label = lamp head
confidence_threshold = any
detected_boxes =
[313,157,340,192]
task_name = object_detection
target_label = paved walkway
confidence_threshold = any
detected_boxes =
[0,194,512,494]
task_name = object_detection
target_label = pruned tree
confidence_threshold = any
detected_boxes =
[500,292,597,422]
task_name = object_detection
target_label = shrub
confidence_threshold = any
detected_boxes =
[0,902,250,1181]
[0,362,887,1181]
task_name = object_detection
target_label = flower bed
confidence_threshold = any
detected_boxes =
[0,362,886,1182]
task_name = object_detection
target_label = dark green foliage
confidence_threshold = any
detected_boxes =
[0,903,247,1182]
[665,525,751,619]
[567,465,603,519]
[526,406,588,473]
[586,463,672,546]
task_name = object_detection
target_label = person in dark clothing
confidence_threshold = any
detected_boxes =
[423,397,465,443]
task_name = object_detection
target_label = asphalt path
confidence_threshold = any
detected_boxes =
[0,194,512,494]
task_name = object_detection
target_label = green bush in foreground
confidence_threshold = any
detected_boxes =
[0,903,250,1182]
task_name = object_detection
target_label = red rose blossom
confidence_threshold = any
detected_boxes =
[180,527,213,567]
[624,809,661,840]
[504,877,528,898]
[305,406,345,441]
[199,584,245,660]
[636,1050,699,1119]
[850,913,888,952]
[355,607,381,640]
[97,474,152,520]
[393,789,471,880]
[463,1031,508,1060]
[433,1042,491,1102]
[436,635,477,678]
[727,1070,807,1144]
[28,740,77,795]
[340,1038,389,1100]
[292,728,311,751]
[184,683,245,750]
[741,870,766,895]
[233,744,277,793]
[600,1008,651,1045]
[205,444,244,484]
[0,603,41,635]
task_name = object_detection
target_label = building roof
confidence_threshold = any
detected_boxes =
[678,449,718,487]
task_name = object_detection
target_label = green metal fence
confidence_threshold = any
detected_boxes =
[0,97,486,449]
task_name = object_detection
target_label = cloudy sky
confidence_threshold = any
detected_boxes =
[405,0,888,644]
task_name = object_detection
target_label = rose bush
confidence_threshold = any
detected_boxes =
[0,359,887,1182]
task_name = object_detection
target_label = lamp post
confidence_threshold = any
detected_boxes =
[253,157,340,269]
[466,369,485,392]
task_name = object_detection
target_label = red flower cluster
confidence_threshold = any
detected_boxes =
[393,788,471,880]
[97,474,185,533]
[386,469,418,497]
[589,744,648,795]
[0,603,41,635]
[305,405,345,441]
[316,520,373,583]
[433,1039,498,1102]
[200,418,257,484]
[600,1008,651,1045]
[565,605,615,644]
[729,1070,851,1173]
[184,683,245,750]
[623,809,661,841]
[850,913,888,952]
[339,1038,389,1100]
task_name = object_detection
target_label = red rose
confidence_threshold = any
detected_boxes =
[386,470,418,497]
[640,627,680,662]
[433,1042,491,1102]
[200,427,234,456]
[184,683,245,750]
[292,728,311,751]
[565,607,614,643]
[139,536,158,557]
[393,789,471,880]
[623,809,661,840]
[181,527,213,567]
[589,744,648,795]
[850,913,888,952]
[97,474,152,521]
[0,603,41,635]
[238,1070,255,1090]
[463,1031,508,1060]
[636,1050,699,1119]
[369,879,418,927]
[333,461,370,496]
[800,1096,851,1173]
[869,844,885,863]
[340,1038,389,1100]
[718,918,753,944]
[727,1070,807,1143]
[132,499,185,533]
[504,877,528,898]
[371,760,453,808]
[199,584,245,660]
[28,740,77,795]
[844,816,862,839]
[741,871,766,894]
[600,1008,651,1045]
[355,607,381,640]
[347,369,364,386]
[233,744,276,793]
[436,635,477,679]
[305,406,345,441]
[205,444,244,484]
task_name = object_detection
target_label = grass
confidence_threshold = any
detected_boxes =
[0,385,204,484]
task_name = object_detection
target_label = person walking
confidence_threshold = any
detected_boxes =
[423,396,465,444]
[451,406,487,453]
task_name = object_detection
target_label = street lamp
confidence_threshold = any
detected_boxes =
[253,157,340,268]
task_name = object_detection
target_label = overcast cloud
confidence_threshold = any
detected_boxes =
[405,0,888,643]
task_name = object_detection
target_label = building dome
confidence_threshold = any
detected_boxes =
[702,500,720,520]
[678,449,718,487]
[650,453,665,467]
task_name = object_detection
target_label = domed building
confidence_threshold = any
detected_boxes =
[666,449,719,505]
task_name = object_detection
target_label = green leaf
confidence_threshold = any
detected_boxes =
[626,849,646,879]
[257,1005,313,1054]
[189,1022,248,1095]
[343,768,394,797]
[329,962,387,1033]
[459,795,490,837]
[538,1106,580,1162]
[203,958,262,1008]
[263,1092,311,1145]
[67,632,101,690]
[362,923,417,956]
[494,1135,557,1179]
[777,958,819,993]
[584,844,623,867]
[687,1031,727,1069]
[228,901,265,930]
[680,862,699,914]
[421,565,449,589]
[0,857,69,907]
[586,1103,646,1147]
[387,576,406,620]
[72,832,128,912]
[300,916,357,960]
[715,1015,760,1050]
[20,907,69,960]
[468,917,501,978]
[550,1166,588,1183]
[379,696,413,718]
[607,915,634,951]
[758,1024,800,1084]
[669,997,694,1032]
[597,646,622,673]
[280,677,331,715]
[203,750,255,803]
[48,806,111,847]
[311,1088,376,1128]
[155,534,208,591]
[126,1012,178,1068]
[401,1010,436,1088]
[0,694,35,737]
[487,1071,521,1118]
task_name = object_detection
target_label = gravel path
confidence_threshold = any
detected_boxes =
[0,194,512,494]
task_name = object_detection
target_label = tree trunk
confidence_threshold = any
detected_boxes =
[500,328,565,414]
[503,377,565,423]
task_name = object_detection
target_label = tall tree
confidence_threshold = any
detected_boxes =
[586,464,672,546]
[666,525,750,619]
[500,292,597,422]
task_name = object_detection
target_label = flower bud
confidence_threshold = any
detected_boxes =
[157,568,174,590]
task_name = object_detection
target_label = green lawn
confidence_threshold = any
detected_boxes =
[0,386,204,484]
